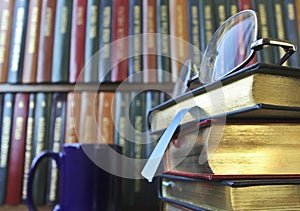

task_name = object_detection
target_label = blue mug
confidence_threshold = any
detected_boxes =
[26,143,121,211]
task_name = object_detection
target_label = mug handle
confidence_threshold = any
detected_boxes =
[26,151,61,211]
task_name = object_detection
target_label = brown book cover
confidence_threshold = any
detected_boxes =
[142,0,157,83]
[69,0,87,83]
[0,0,15,83]
[97,92,115,144]
[111,0,129,82]
[64,92,81,143]
[78,92,98,143]
[169,0,190,82]
[36,0,57,83]
[21,0,42,83]
[5,93,29,205]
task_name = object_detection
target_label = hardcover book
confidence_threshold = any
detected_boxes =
[159,174,300,211]
[149,63,300,132]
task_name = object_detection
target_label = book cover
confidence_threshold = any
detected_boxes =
[21,94,35,201]
[46,93,67,205]
[0,93,14,204]
[32,93,52,205]
[84,0,100,82]
[69,0,87,83]
[111,0,129,82]
[64,92,81,143]
[156,0,171,83]
[98,0,113,82]
[36,0,57,83]
[7,0,29,83]
[21,0,42,83]
[148,63,300,131]
[128,0,143,83]
[0,0,15,83]
[142,0,157,83]
[5,93,29,205]
[169,0,190,82]
[51,0,73,83]
[97,92,115,144]
[159,174,300,210]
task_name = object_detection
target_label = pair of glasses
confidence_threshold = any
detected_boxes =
[173,9,296,96]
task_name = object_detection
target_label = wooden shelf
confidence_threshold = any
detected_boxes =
[0,82,174,93]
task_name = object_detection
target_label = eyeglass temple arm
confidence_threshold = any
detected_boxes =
[250,38,297,65]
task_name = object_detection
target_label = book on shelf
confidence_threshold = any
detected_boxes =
[36,0,57,83]
[0,0,14,83]
[161,200,193,211]
[21,0,42,83]
[5,93,29,205]
[159,174,300,211]
[160,117,300,179]
[149,63,300,132]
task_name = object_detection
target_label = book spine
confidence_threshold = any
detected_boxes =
[5,93,29,205]
[156,0,171,83]
[143,0,157,83]
[36,0,57,83]
[282,0,300,67]
[7,0,29,83]
[51,0,73,83]
[84,0,100,82]
[21,0,42,83]
[214,0,227,27]
[79,92,98,143]
[198,0,216,52]
[97,92,115,144]
[46,92,66,205]
[21,93,35,201]
[128,0,143,83]
[0,0,15,83]
[226,0,238,17]
[237,0,253,10]
[111,0,129,82]
[64,92,81,143]
[169,0,190,82]
[32,93,52,205]
[0,93,14,204]
[98,0,113,82]
[187,0,201,67]
[69,0,87,83]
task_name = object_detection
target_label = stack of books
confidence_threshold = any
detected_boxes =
[147,63,300,210]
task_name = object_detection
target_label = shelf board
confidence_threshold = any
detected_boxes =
[0,82,174,93]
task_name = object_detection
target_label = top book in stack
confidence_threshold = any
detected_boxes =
[148,63,300,132]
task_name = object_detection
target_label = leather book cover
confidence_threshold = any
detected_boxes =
[0,93,14,204]
[46,93,67,205]
[36,0,57,83]
[111,0,129,82]
[98,0,113,82]
[32,93,52,205]
[0,0,15,83]
[21,0,42,83]
[64,92,81,143]
[5,93,29,205]
[69,0,87,83]
[21,94,35,201]
[84,0,100,82]
[128,0,143,82]
[7,0,29,83]
[143,0,157,83]
[169,0,190,82]
[51,0,73,83]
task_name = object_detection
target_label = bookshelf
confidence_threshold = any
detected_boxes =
[0,0,300,210]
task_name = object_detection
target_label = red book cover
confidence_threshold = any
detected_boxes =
[143,0,157,83]
[36,0,57,83]
[21,0,42,83]
[5,93,29,205]
[69,0,87,83]
[111,0,129,82]
[0,0,15,83]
